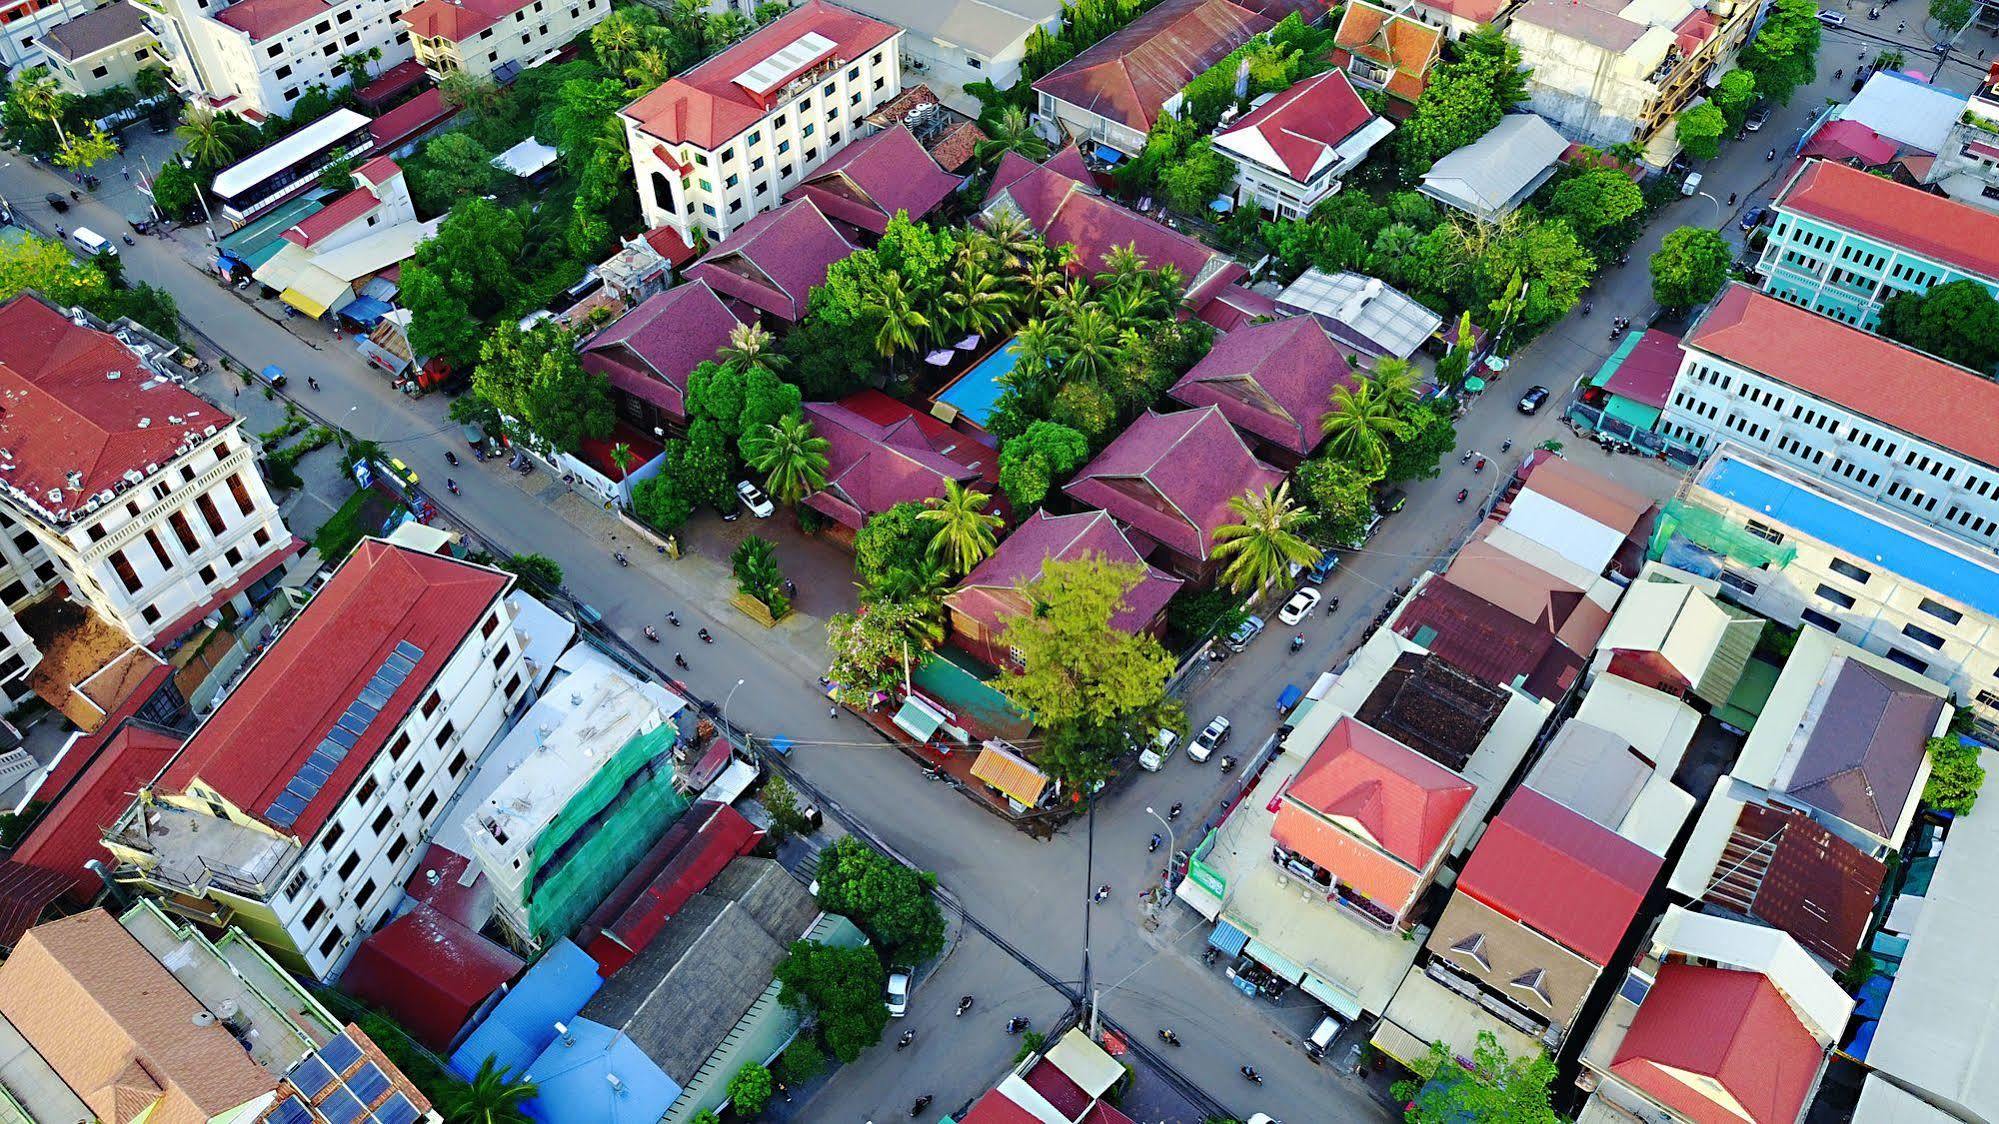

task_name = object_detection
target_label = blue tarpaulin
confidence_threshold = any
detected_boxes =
[1208,920,1250,956]
[1093,145,1123,164]
[337,296,393,326]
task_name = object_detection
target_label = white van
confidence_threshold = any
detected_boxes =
[72,227,115,257]
[1138,729,1179,772]
[1680,171,1703,197]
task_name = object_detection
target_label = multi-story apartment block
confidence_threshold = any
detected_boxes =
[137,0,411,117]
[1211,68,1391,220]
[1756,157,1999,331]
[103,539,527,981]
[399,0,608,82]
[1657,284,1999,553]
[1656,444,1999,729]
[0,0,108,70]
[1507,0,1756,165]
[39,1,158,95]
[0,294,295,696]
[622,0,902,245]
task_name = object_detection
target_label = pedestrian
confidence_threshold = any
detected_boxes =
[232,385,240,399]
[121,167,130,181]
[829,704,837,718]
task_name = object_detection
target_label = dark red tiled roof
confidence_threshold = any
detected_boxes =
[622,0,900,150]
[0,862,77,952]
[340,905,523,1050]
[0,295,226,524]
[1778,157,1999,281]
[162,541,509,841]
[1603,328,1682,410]
[355,59,428,110]
[802,391,998,531]
[368,88,453,151]
[13,722,181,903]
[1215,69,1376,182]
[947,510,1181,638]
[1391,575,1585,702]
[1800,119,1899,167]
[399,0,525,41]
[684,199,854,323]
[960,1090,1041,1124]
[402,843,495,930]
[1169,315,1350,455]
[1704,803,1884,970]
[1063,406,1282,563]
[1457,788,1661,965]
[355,156,400,186]
[581,281,740,423]
[584,802,761,976]
[282,186,378,248]
[1611,963,1824,1124]
[641,226,697,267]
[213,0,329,41]
[1687,284,1999,470]
[787,125,958,235]
[1023,1058,1091,1119]
[1195,283,1280,333]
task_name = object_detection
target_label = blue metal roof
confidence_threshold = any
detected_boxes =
[522,1019,680,1124]
[450,939,603,1082]
[1207,920,1250,956]
[1703,457,1999,619]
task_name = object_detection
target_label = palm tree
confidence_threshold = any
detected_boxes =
[919,480,1004,575]
[1059,307,1120,384]
[983,210,1039,274]
[441,1058,536,1124]
[592,9,641,65]
[708,10,752,43]
[744,413,831,504]
[1021,257,1066,309]
[610,442,635,479]
[1098,281,1160,323]
[12,68,70,144]
[1364,357,1418,409]
[718,322,785,372]
[1321,380,1406,476]
[175,108,235,169]
[974,105,1049,166]
[940,262,1015,341]
[625,47,674,91]
[862,271,929,364]
[1100,244,1151,292]
[1212,482,1322,595]
[860,558,951,648]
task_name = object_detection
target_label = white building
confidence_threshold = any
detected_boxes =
[0,293,296,685]
[38,0,158,95]
[621,0,903,245]
[832,0,1059,94]
[103,539,527,981]
[398,0,607,81]
[252,155,439,318]
[138,0,412,118]
[1658,284,1999,553]
[0,0,110,71]
[1211,69,1391,220]
[209,107,374,225]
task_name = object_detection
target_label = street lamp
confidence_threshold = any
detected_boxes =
[1694,191,1726,228]
[721,677,746,736]
[1144,806,1176,889]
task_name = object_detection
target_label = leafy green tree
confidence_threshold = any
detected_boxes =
[732,535,784,607]
[55,125,119,172]
[774,1038,826,1085]
[1550,168,1644,236]
[744,412,831,503]
[1391,1033,1560,1124]
[472,322,612,453]
[812,837,946,960]
[1158,138,1234,214]
[440,1057,537,1124]
[1295,458,1376,549]
[0,235,111,309]
[726,1063,775,1115]
[149,160,198,219]
[688,1112,721,1124]
[1650,226,1733,311]
[1049,380,1119,443]
[402,198,527,369]
[1213,483,1321,594]
[1932,0,1974,31]
[856,502,933,577]
[997,558,1176,740]
[825,602,925,705]
[773,940,890,1063]
[410,133,501,215]
[920,480,1004,575]
[1739,0,1821,105]
[759,774,814,838]
[1924,735,1986,813]
[1675,101,1728,161]
[1879,280,1999,371]
[500,552,563,589]
[1711,68,1758,131]
[1382,401,1458,483]
[1398,28,1528,174]
[439,71,501,113]
[998,421,1090,511]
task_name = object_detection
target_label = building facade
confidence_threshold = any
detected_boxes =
[103,541,526,981]
[1756,158,1999,331]
[1923,64,1999,213]
[1211,69,1391,219]
[398,0,607,81]
[137,0,411,117]
[621,0,903,245]
[39,0,157,94]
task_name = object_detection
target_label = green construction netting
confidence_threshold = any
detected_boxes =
[524,721,690,944]
[1651,498,1798,570]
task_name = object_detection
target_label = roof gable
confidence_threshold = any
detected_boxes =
[1457,788,1661,965]
[1215,69,1377,181]
[1169,315,1349,453]
[1784,657,1942,839]
[1063,407,1281,560]
[684,199,853,322]
[1611,963,1824,1124]
[789,124,958,234]
[1280,716,1473,869]
[1778,157,1999,282]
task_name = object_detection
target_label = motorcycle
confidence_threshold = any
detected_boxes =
[957,996,975,1017]
[446,479,459,495]
[1203,946,1223,966]
[446,450,459,467]
[644,625,659,642]
[665,611,680,627]
[1005,1017,1030,1035]
[698,628,713,644]
[1093,884,1112,903]
[1329,596,1339,612]
[897,1030,915,1050]
[1158,1029,1181,1047]
[120,234,134,246]
[1168,802,1183,820]
[1459,450,1474,465]
[673,653,688,669]
[1501,439,1513,452]
[1241,1066,1264,1086]
[910,1095,933,1118]
[1456,488,1469,504]
[1289,634,1305,653]
[1148,833,1163,854]
[1219,756,1237,774]
[614,552,629,567]
[1474,458,1486,474]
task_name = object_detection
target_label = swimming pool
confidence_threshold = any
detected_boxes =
[934,337,1022,428]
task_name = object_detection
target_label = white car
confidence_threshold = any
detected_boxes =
[885,968,911,1017]
[1278,588,1321,626]
[1189,715,1231,762]
[736,480,775,518]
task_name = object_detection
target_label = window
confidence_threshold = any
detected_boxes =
[387,732,412,760]
[371,806,393,834]
[1716,570,1758,596]
[725,173,739,188]
[449,749,470,775]
[303,899,328,929]
[491,644,509,669]
[873,76,884,90]
[198,564,217,586]
[1449,932,1490,970]
[141,605,159,625]
[196,493,227,535]
[321,821,345,853]
[751,155,765,171]
[254,527,271,548]
[719,148,734,162]
[275,63,293,79]
[1902,622,1946,650]
[168,510,198,553]
[1919,597,1964,625]
[356,777,379,805]
[505,672,523,696]
[1884,647,1930,675]
[419,791,440,818]
[319,928,343,957]
[109,550,141,594]
[1744,519,1784,544]
[774,113,786,127]
[388,834,410,863]
[746,130,760,145]
[1815,583,1856,609]
[285,870,309,899]
[337,852,361,879]
[482,614,500,639]
[356,878,377,906]
[436,721,456,748]
[1509,968,1552,1007]
[1828,557,1872,583]
[1800,608,1842,634]
[776,140,790,154]
[421,692,440,718]
[1979,689,1999,710]
[802,123,814,137]
[225,546,242,568]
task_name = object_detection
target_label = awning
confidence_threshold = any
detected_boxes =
[699,757,758,806]
[338,296,393,326]
[1093,145,1123,164]
[1208,920,1251,956]
[1463,375,1487,392]
[1245,937,1306,984]
[281,287,331,319]
[970,742,1047,807]
[893,696,946,742]
[1176,874,1224,920]
[1301,972,1364,1020]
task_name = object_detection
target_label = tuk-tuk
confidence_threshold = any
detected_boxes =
[1277,684,1303,713]
[258,364,288,388]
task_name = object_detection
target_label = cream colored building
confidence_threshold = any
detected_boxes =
[1507,0,1757,165]
[39,0,157,94]
[398,0,606,81]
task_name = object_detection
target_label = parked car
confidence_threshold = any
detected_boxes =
[43,192,67,214]
[1223,614,1265,652]
[1303,554,1338,584]
[1278,588,1321,626]
[1518,385,1551,414]
[1376,489,1407,516]
[885,967,911,1017]
[736,480,775,518]
[1745,104,1770,131]
[1680,170,1703,197]
[1738,206,1769,231]
[1816,8,1844,25]
[1137,728,1179,772]
[1189,715,1232,762]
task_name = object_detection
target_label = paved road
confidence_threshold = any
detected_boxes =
[1,34,1986,1119]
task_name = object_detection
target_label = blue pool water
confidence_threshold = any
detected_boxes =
[935,338,1021,427]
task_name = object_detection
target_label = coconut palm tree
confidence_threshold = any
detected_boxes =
[591,9,641,65]
[862,271,929,364]
[1059,307,1120,384]
[718,322,785,372]
[1212,482,1322,595]
[1098,281,1161,323]
[175,108,236,169]
[441,1058,536,1124]
[974,105,1049,166]
[708,10,752,44]
[982,210,1039,273]
[1021,257,1066,309]
[919,480,1004,575]
[11,69,70,144]
[625,48,674,91]
[610,443,635,479]
[1364,357,1418,408]
[1100,244,1151,292]
[1320,379,1406,477]
[859,557,951,647]
[940,262,1016,341]
[744,413,831,504]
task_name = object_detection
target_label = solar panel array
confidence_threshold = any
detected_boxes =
[265,641,425,829]
[282,1031,425,1124]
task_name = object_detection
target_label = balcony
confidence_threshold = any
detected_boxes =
[109,803,295,900]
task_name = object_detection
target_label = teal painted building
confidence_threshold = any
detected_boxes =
[1755,158,1999,332]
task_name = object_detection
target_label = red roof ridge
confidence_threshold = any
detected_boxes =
[1778,157,1999,282]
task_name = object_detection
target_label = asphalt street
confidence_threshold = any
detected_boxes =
[0,26,1991,1120]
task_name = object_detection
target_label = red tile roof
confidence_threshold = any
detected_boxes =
[622,0,900,150]
[1687,284,1999,469]
[1216,69,1376,182]
[960,1090,1042,1124]
[584,802,761,976]
[580,281,740,423]
[640,225,697,267]
[1023,1059,1092,1118]
[947,510,1182,638]
[1603,328,1682,410]
[1703,803,1884,971]
[1063,406,1282,563]
[1169,315,1351,455]
[212,0,330,41]
[340,905,523,1050]
[0,295,226,525]
[162,541,509,841]
[355,155,400,186]
[802,391,998,531]
[402,843,495,929]
[787,124,958,235]
[399,0,526,42]
[1272,716,1472,908]
[1778,158,1999,281]
[1032,0,1323,134]
[1799,120,1899,167]
[281,186,379,248]
[684,199,854,323]
[1195,283,1280,333]
[0,862,74,951]
[1390,575,1585,702]
[368,88,454,152]
[13,722,181,902]
[1611,963,1825,1124]
[1457,788,1661,965]
[355,59,428,110]
[1332,1,1441,101]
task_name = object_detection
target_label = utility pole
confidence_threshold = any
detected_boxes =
[1081,797,1097,1038]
